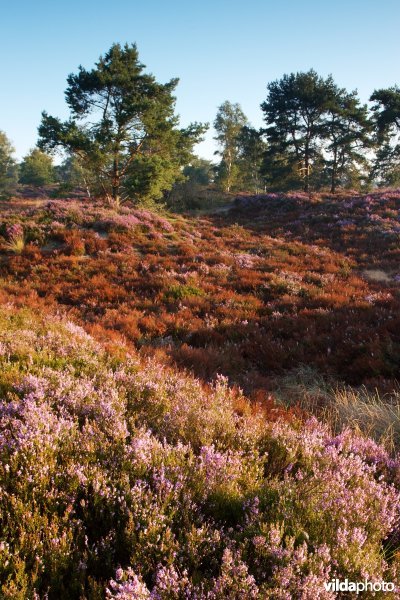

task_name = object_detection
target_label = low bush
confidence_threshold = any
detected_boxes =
[0,306,399,598]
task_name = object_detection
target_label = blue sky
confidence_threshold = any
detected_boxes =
[1,0,400,161]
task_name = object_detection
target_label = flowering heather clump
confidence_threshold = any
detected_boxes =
[39,198,176,237]
[106,568,151,599]
[363,291,393,304]
[0,306,400,598]
[336,218,355,227]
[234,253,257,269]
[98,213,141,232]
[133,209,175,233]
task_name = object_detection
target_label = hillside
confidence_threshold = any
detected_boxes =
[1,192,400,597]
[3,191,400,438]
[0,305,399,598]
[2,192,400,390]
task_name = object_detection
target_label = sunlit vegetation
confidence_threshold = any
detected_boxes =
[2,192,400,395]
[1,302,400,598]
[3,42,400,598]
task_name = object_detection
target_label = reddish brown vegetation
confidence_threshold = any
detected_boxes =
[1,192,400,393]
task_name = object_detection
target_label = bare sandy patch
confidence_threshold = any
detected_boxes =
[362,269,392,283]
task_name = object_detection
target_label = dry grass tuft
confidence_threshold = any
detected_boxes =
[274,366,400,452]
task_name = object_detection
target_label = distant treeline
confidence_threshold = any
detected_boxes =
[1,45,400,203]
[211,72,400,195]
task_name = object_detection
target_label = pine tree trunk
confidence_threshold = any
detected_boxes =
[330,148,337,193]
[112,156,120,204]
[304,154,309,193]
[330,171,336,194]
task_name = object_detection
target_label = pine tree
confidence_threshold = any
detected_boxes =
[261,70,337,192]
[39,43,207,204]
[370,86,400,186]
[323,90,372,192]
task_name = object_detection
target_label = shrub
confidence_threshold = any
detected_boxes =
[0,306,399,597]
[4,223,24,254]
[164,283,205,301]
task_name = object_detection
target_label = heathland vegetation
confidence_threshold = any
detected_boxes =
[2,43,400,598]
